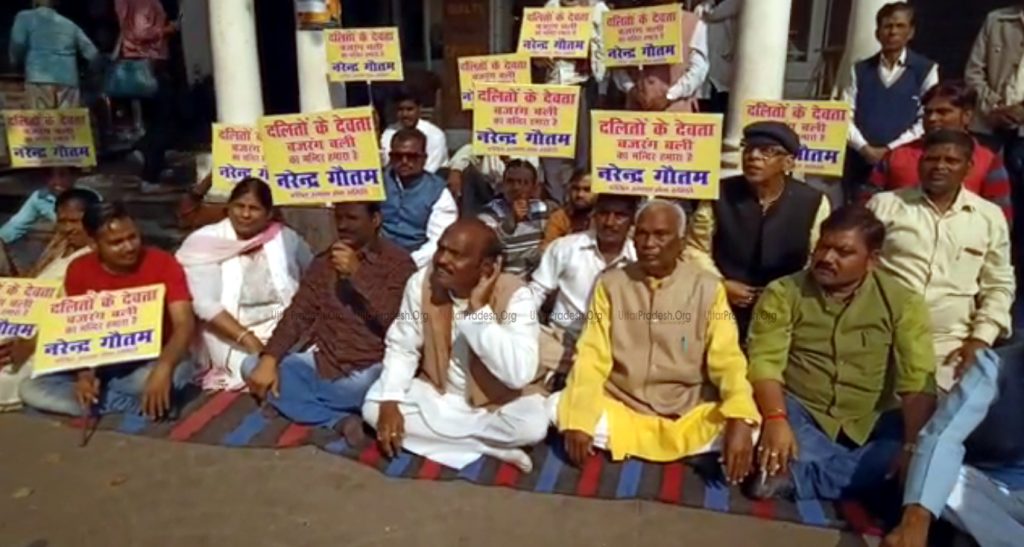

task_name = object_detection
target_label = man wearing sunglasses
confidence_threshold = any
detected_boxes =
[684,121,830,339]
[380,129,459,269]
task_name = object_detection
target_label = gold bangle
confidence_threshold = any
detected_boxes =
[235,330,252,344]
[902,443,917,454]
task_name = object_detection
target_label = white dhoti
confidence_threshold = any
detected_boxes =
[942,465,1024,547]
[364,378,548,471]
[0,359,32,411]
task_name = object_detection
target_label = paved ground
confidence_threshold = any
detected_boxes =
[0,413,873,547]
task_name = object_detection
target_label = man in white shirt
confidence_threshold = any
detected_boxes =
[363,219,549,472]
[529,194,638,380]
[841,3,938,202]
[539,0,610,204]
[613,0,709,113]
[866,129,1014,391]
[380,89,448,174]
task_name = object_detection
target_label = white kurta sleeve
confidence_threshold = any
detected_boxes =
[613,69,636,94]
[183,261,225,322]
[411,189,459,268]
[425,129,449,173]
[843,67,869,152]
[886,64,939,150]
[528,240,562,311]
[456,286,540,389]
[666,21,709,101]
[377,271,426,401]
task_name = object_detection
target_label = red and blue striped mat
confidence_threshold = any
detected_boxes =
[33,390,884,536]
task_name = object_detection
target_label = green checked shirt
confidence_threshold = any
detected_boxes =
[747,269,936,445]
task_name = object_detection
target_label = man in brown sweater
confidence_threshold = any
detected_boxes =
[243,201,416,443]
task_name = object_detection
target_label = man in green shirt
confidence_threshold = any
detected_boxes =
[745,205,937,501]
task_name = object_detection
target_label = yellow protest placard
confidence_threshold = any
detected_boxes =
[260,106,384,206]
[325,27,404,82]
[458,54,532,110]
[211,124,268,196]
[517,7,593,59]
[591,111,723,200]
[0,278,62,340]
[2,109,96,168]
[472,84,580,159]
[603,4,685,67]
[32,284,165,378]
[741,100,851,177]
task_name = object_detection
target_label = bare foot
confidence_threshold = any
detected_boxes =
[882,505,931,547]
[337,415,369,448]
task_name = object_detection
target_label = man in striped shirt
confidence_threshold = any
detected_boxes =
[478,161,557,277]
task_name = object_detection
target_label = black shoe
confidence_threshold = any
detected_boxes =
[744,472,796,500]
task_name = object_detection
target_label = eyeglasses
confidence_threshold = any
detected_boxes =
[740,142,790,159]
[389,151,425,162]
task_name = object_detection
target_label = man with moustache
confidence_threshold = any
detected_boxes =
[530,194,639,380]
[867,129,1014,391]
[685,121,830,340]
[746,206,937,501]
[362,219,548,472]
[841,2,938,202]
[243,202,415,445]
[20,202,196,420]
[551,200,760,484]
[862,80,1013,222]
[381,129,459,268]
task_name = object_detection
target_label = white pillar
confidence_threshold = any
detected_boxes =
[724,0,794,147]
[831,0,888,98]
[295,30,333,112]
[208,0,264,124]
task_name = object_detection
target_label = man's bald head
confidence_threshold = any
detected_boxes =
[431,219,503,296]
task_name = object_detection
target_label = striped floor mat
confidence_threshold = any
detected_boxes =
[33,389,883,536]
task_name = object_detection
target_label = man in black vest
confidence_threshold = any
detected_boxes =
[841,2,938,203]
[684,121,830,338]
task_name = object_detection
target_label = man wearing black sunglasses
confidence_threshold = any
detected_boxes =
[380,129,459,269]
[683,121,830,339]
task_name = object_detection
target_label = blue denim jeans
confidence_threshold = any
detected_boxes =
[241,352,382,429]
[786,394,903,500]
[19,360,193,417]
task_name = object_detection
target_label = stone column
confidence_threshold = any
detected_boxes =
[831,0,888,97]
[286,19,342,254]
[296,30,337,113]
[723,0,794,148]
[208,0,264,124]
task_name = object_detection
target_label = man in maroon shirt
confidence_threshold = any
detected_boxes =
[862,80,1013,222]
[243,201,415,444]
[20,202,196,419]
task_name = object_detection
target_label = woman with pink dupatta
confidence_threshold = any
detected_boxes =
[176,179,313,391]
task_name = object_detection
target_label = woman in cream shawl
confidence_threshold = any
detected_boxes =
[176,178,312,391]
[0,188,99,410]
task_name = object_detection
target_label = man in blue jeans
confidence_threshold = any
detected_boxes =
[19,202,195,419]
[883,347,1024,547]
[745,206,937,500]
[243,201,416,445]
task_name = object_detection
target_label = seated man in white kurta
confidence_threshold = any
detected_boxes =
[363,218,549,473]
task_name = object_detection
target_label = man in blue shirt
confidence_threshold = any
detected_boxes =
[9,0,100,109]
[883,348,1024,547]
[0,175,83,245]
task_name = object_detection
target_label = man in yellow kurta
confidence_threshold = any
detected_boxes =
[550,200,761,484]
